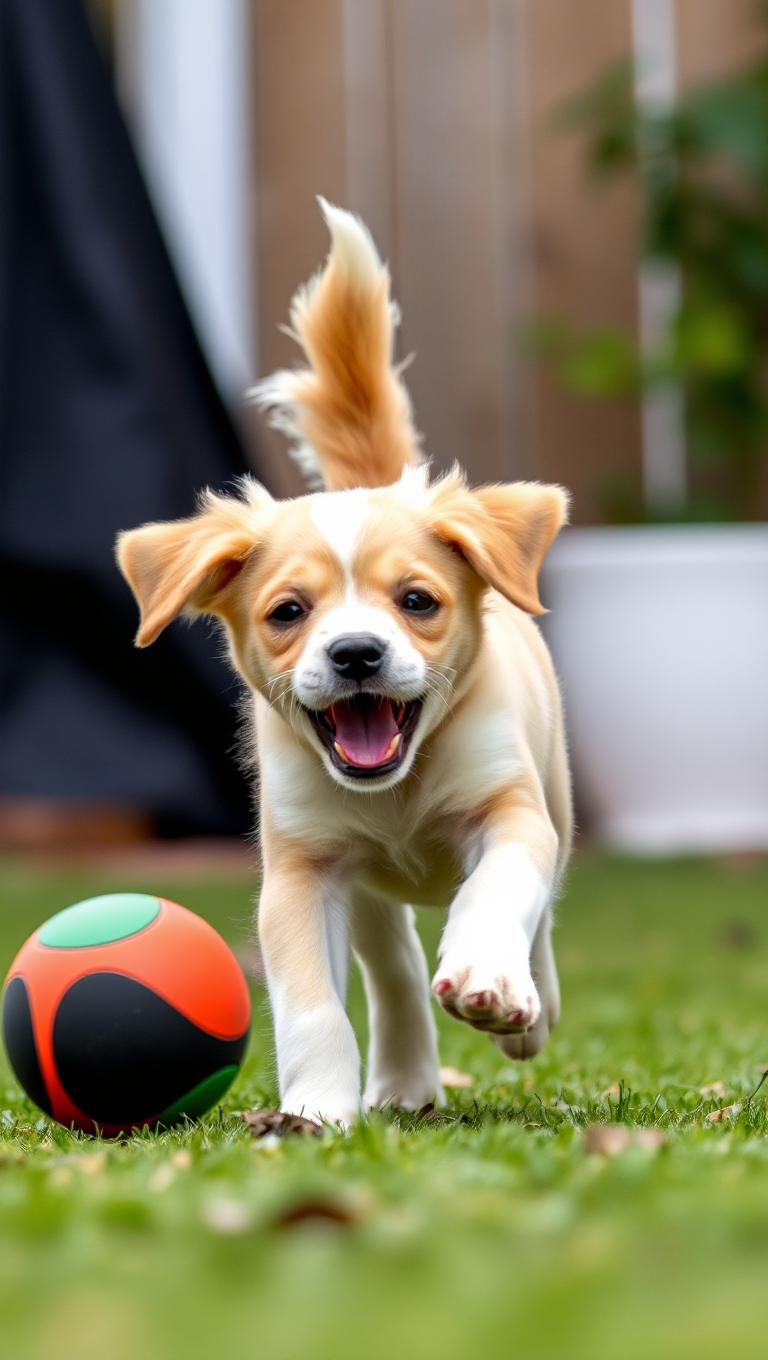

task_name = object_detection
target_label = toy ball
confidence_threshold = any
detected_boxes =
[2,893,251,1134]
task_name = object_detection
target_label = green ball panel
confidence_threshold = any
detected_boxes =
[38,893,161,948]
[156,1065,240,1127]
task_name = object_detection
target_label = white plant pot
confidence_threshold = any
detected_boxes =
[540,525,768,853]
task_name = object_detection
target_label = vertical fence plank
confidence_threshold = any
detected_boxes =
[251,0,348,493]
[526,0,642,522]
[676,0,764,88]
[343,0,395,265]
[388,0,504,481]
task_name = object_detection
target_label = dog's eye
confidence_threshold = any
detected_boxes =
[269,600,306,625]
[401,590,439,615]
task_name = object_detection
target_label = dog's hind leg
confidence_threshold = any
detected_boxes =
[351,893,445,1111]
[492,913,560,1060]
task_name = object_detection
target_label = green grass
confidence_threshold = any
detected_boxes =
[2,852,768,1359]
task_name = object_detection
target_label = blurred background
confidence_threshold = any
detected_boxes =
[1,0,766,856]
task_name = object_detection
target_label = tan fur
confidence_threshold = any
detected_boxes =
[116,202,573,1125]
[253,200,420,492]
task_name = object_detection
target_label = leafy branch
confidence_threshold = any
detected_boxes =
[534,42,768,521]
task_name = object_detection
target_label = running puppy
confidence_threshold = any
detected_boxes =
[117,200,572,1125]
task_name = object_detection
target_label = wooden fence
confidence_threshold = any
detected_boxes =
[251,0,765,518]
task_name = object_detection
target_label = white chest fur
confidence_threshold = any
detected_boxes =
[257,687,521,899]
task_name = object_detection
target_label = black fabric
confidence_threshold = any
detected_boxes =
[53,971,248,1126]
[0,0,261,832]
[3,976,53,1115]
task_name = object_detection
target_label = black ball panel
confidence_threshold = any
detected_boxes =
[52,972,248,1126]
[2,976,53,1116]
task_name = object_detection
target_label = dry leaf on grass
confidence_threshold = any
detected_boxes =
[439,1066,474,1089]
[706,1105,738,1123]
[202,1197,255,1235]
[718,920,758,950]
[601,1082,622,1101]
[584,1124,667,1156]
[148,1164,175,1194]
[584,1124,631,1156]
[79,1152,107,1176]
[271,1197,360,1231]
[415,1102,455,1125]
[49,1167,73,1187]
[698,1082,727,1100]
[240,1108,323,1139]
[633,1128,667,1150]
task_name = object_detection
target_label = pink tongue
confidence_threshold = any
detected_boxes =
[330,698,399,767]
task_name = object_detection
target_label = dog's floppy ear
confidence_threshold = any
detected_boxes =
[116,484,273,647]
[426,469,569,615]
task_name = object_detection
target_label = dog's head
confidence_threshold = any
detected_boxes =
[117,201,568,791]
[117,468,566,790]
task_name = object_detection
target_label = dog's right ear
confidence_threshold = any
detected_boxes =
[425,468,568,615]
[116,484,273,647]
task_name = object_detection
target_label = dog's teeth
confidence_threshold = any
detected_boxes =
[385,734,401,759]
[334,742,345,759]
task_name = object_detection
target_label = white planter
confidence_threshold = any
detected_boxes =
[540,525,768,853]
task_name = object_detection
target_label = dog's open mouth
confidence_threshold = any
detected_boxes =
[307,695,423,779]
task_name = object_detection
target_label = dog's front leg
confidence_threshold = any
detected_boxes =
[432,798,560,1054]
[258,854,360,1126]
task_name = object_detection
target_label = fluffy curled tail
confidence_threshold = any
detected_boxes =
[252,198,421,492]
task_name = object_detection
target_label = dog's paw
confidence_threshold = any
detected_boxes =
[364,1069,446,1113]
[431,960,540,1035]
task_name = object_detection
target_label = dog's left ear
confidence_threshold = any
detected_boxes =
[426,471,569,615]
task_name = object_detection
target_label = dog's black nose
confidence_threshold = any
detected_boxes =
[328,634,387,680]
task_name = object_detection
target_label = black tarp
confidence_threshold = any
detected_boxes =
[0,0,259,834]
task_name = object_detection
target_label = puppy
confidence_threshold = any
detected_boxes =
[117,200,572,1126]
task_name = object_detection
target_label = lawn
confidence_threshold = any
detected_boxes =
[1,851,768,1360]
